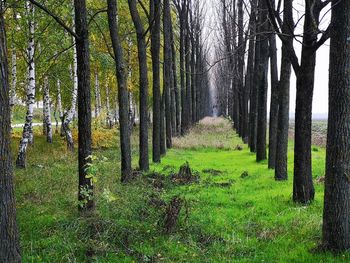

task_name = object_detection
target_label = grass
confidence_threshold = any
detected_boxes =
[12,117,349,262]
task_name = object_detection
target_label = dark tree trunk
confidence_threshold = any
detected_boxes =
[256,0,269,161]
[150,0,161,163]
[171,33,180,135]
[275,0,293,181]
[164,0,173,148]
[292,0,323,203]
[237,0,245,138]
[75,0,94,212]
[322,0,350,250]
[160,91,166,155]
[178,0,187,135]
[249,3,260,153]
[107,0,132,182]
[184,2,192,129]
[244,0,257,145]
[128,0,149,171]
[268,31,279,168]
[0,7,21,262]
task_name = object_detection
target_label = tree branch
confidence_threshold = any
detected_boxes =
[28,0,79,39]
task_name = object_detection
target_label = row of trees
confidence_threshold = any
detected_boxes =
[213,0,350,252]
[0,0,211,261]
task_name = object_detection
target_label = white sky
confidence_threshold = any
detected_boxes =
[203,0,330,116]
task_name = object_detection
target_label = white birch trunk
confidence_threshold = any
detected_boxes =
[106,84,112,128]
[16,1,36,168]
[43,76,52,143]
[62,8,78,151]
[56,79,64,135]
[94,71,101,118]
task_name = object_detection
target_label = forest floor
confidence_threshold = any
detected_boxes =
[12,117,348,262]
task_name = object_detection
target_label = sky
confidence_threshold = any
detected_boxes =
[203,0,331,116]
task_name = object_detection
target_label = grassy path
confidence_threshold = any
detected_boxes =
[13,118,349,262]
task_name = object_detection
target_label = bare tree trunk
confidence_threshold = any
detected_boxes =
[43,76,52,143]
[256,0,269,161]
[107,0,132,182]
[322,0,350,250]
[56,79,64,136]
[74,0,94,212]
[164,0,173,148]
[105,84,112,129]
[150,0,161,163]
[0,6,21,261]
[94,71,101,118]
[16,1,36,168]
[275,0,293,181]
[128,0,150,171]
[268,30,279,168]
[62,8,78,152]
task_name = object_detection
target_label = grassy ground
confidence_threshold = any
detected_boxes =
[12,117,348,262]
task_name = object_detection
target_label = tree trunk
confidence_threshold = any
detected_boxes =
[62,9,78,152]
[256,0,269,162]
[275,0,293,181]
[160,91,166,155]
[0,7,21,261]
[268,31,279,169]
[10,48,16,117]
[164,0,173,148]
[74,0,94,212]
[56,79,64,136]
[107,0,132,182]
[322,0,350,250]
[128,0,149,171]
[43,76,52,143]
[16,1,36,168]
[179,1,187,135]
[105,84,112,129]
[150,0,161,163]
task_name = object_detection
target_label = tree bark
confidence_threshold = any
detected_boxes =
[43,76,52,143]
[256,0,269,162]
[275,0,293,180]
[164,0,173,148]
[268,30,279,168]
[107,0,133,182]
[74,0,94,212]
[0,6,21,261]
[128,0,149,171]
[322,0,350,250]
[150,0,161,163]
[16,1,36,168]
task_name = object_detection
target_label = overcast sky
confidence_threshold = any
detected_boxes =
[203,0,330,116]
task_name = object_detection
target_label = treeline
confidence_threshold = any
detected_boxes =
[0,0,211,261]
[213,0,350,252]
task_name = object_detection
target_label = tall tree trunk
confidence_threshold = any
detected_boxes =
[43,76,52,143]
[107,0,132,182]
[293,0,323,203]
[185,5,192,129]
[128,0,149,171]
[268,31,279,168]
[275,0,293,181]
[244,0,256,144]
[74,0,94,212]
[16,1,36,168]
[237,0,245,138]
[150,0,161,163]
[256,0,269,162]
[160,91,166,155]
[164,0,173,148]
[171,28,180,135]
[0,7,21,261]
[62,9,78,152]
[179,0,187,135]
[322,0,350,250]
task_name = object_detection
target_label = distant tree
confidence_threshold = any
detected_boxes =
[0,3,21,261]
[322,0,350,251]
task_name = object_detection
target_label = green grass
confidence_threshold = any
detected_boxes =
[12,118,349,262]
